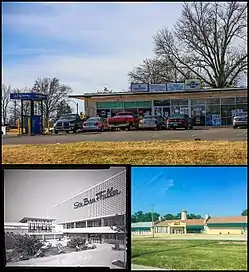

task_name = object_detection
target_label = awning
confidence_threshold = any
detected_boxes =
[63,227,118,234]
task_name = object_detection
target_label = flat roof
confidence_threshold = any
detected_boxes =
[19,217,56,223]
[69,87,248,99]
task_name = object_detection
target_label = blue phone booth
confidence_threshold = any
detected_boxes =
[10,93,47,135]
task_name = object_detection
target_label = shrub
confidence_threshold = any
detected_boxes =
[14,234,44,257]
[67,236,86,248]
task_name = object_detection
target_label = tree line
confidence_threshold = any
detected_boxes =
[128,2,247,88]
[132,209,248,223]
[1,77,73,126]
[131,211,203,223]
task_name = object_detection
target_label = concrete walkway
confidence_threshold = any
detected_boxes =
[7,244,125,268]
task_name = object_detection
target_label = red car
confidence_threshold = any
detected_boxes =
[83,117,109,132]
[167,114,193,130]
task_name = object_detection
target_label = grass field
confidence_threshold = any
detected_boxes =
[132,238,247,270]
[2,140,247,164]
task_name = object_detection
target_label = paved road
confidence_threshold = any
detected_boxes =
[7,244,125,268]
[2,127,247,145]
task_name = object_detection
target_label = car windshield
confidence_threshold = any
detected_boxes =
[58,114,77,120]
[87,117,99,122]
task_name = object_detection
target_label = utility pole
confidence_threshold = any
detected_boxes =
[151,204,155,238]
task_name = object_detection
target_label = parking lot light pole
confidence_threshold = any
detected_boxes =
[151,204,155,238]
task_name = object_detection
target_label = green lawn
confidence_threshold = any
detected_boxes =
[132,238,247,270]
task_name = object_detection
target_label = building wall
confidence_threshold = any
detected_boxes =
[51,170,126,224]
[205,226,245,235]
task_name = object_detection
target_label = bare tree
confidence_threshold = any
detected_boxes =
[32,78,72,125]
[1,84,12,124]
[153,2,247,88]
[128,57,195,84]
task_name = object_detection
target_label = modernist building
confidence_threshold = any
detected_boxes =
[70,83,247,126]
[50,170,127,243]
[153,209,247,235]
[4,217,63,240]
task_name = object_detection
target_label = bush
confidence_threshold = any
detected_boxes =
[14,234,44,257]
[67,236,86,248]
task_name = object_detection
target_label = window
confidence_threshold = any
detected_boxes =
[171,99,188,106]
[221,97,235,105]
[191,99,206,105]
[236,97,247,104]
[154,100,170,107]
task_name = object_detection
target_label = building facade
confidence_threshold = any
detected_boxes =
[131,222,153,234]
[153,210,247,235]
[51,170,126,243]
[70,86,247,126]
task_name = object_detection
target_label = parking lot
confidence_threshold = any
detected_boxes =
[2,127,247,145]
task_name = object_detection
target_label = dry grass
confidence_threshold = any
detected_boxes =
[2,140,247,164]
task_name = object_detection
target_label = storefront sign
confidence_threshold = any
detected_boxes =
[73,187,121,209]
[10,93,47,100]
[149,84,167,92]
[166,83,185,92]
[130,83,149,93]
[185,79,201,90]
[212,114,221,126]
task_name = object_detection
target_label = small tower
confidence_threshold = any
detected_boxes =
[181,209,187,221]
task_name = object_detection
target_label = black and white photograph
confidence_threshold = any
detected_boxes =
[4,167,127,268]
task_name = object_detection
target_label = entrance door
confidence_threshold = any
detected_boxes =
[154,106,170,117]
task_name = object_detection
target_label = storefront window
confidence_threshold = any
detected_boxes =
[205,98,221,105]
[221,105,236,125]
[154,100,170,107]
[236,97,247,104]
[235,104,248,115]
[206,105,221,126]
[171,99,188,106]
[191,99,206,105]
[221,97,235,105]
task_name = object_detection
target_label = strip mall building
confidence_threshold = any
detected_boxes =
[132,210,247,235]
[70,82,247,126]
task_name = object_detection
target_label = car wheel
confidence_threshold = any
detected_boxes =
[54,130,58,134]
[101,126,104,132]
[184,126,188,130]
[173,127,176,130]
[66,130,70,134]
[233,126,237,129]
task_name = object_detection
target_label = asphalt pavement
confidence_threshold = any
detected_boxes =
[2,127,247,145]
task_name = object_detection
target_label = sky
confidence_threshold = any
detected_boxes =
[131,166,248,217]
[2,2,182,111]
[4,167,125,222]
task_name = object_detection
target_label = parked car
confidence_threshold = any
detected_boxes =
[139,115,167,130]
[107,112,140,131]
[83,117,109,132]
[54,114,83,134]
[167,113,193,130]
[233,113,247,129]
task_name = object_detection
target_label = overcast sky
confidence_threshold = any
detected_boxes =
[4,167,125,222]
[2,2,183,112]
